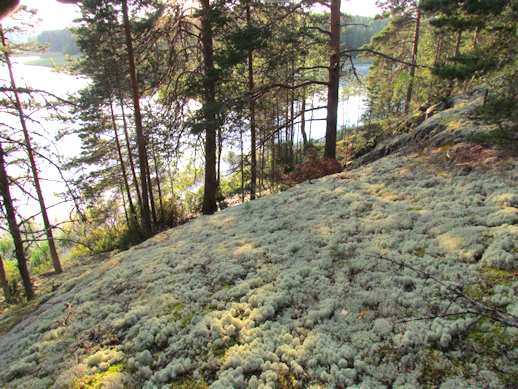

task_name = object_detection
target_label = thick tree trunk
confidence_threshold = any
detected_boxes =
[200,0,218,214]
[1,28,62,274]
[0,142,33,300]
[404,7,421,114]
[324,0,341,159]
[121,0,153,235]
[247,2,257,200]
[109,99,138,229]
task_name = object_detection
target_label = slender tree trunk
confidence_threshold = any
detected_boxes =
[121,0,153,235]
[434,34,444,65]
[247,2,257,200]
[120,182,130,226]
[147,169,157,225]
[119,96,142,210]
[285,89,289,164]
[217,127,222,189]
[109,99,138,229]
[151,139,164,223]
[0,142,33,300]
[404,7,421,114]
[454,30,462,57]
[0,255,12,304]
[272,99,279,189]
[472,26,480,49]
[1,28,62,274]
[447,30,463,96]
[168,162,176,201]
[300,91,308,149]
[260,127,265,195]
[240,127,245,203]
[200,0,218,214]
[324,0,341,159]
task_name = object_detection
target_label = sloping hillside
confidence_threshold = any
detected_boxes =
[1,107,518,388]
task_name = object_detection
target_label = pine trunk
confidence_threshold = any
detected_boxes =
[0,142,34,300]
[247,3,257,201]
[404,7,421,114]
[1,28,62,274]
[240,127,245,203]
[200,0,218,214]
[324,0,341,160]
[121,0,153,236]
[109,99,138,229]
[119,96,143,211]
[300,91,308,149]
[151,140,164,223]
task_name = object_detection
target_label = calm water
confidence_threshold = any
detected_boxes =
[0,57,368,221]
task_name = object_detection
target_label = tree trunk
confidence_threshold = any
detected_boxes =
[119,96,142,211]
[200,0,218,215]
[1,28,62,274]
[151,139,164,223]
[300,91,308,149]
[404,7,421,114]
[260,127,265,194]
[240,126,245,203]
[120,182,130,226]
[121,0,153,236]
[454,30,462,57]
[0,142,33,300]
[324,0,341,160]
[217,127,222,190]
[247,2,257,200]
[109,99,138,229]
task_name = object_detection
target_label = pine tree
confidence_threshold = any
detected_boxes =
[1,27,63,274]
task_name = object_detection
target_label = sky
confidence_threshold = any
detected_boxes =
[343,0,381,17]
[22,0,381,32]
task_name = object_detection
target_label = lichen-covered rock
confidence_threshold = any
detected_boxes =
[1,150,517,388]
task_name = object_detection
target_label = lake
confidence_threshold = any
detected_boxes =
[0,57,369,222]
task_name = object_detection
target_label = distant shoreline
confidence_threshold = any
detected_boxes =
[12,52,78,68]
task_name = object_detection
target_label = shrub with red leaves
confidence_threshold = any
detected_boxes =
[284,157,342,185]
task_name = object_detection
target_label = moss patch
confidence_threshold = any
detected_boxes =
[72,363,125,389]
[170,376,209,389]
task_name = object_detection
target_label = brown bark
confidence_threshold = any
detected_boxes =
[247,2,257,200]
[1,28,62,274]
[404,7,421,114]
[200,0,218,214]
[324,0,341,159]
[121,0,153,235]
[0,142,33,300]
[240,127,245,203]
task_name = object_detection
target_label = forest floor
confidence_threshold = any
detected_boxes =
[1,96,518,388]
